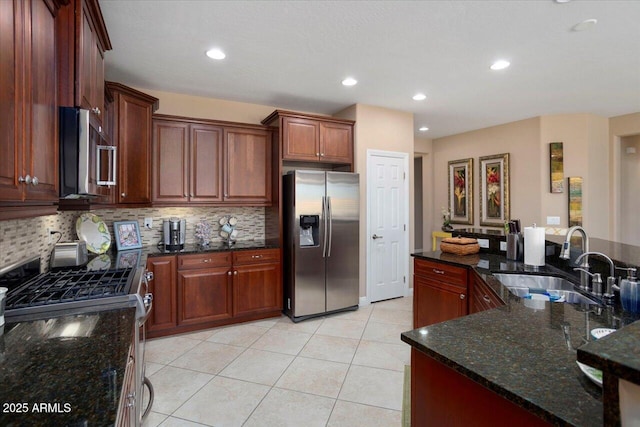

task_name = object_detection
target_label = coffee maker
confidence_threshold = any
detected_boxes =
[163,218,186,250]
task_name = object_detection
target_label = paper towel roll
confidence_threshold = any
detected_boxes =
[524,226,546,267]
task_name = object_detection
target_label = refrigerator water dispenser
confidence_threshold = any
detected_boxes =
[299,215,319,247]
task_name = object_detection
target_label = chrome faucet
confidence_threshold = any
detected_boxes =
[575,251,617,300]
[560,226,590,290]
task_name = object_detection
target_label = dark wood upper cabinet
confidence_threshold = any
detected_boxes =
[224,127,272,204]
[106,82,159,206]
[152,115,273,207]
[262,110,355,169]
[57,0,111,127]
[0,0,60,216]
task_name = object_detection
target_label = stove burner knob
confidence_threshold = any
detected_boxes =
[145,272,154,281]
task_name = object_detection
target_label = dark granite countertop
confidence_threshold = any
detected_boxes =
[0,307,135,426]
[403,251,640,426]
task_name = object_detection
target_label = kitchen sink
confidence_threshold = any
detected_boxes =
[492,273,601,305]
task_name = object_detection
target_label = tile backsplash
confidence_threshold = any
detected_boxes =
[0,207,265,271]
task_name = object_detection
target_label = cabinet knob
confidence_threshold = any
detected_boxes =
[460,294,466,300]
[121,192,126,197]
[228,271,232,276]
[18,176,25,183]
[184,193,187,197]
[92,107,101,116]
[316,152,320,157]
[31,176,39,186]
[320,153,325,157]
[483,295,491,303]
[234,271,238,275]
[24,174,32,184]
[190,193,194,197]
[202,259,211,263]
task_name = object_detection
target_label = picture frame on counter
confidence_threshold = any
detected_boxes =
[448,158,473,225]
[479,153,510,227]
[113,221,143,251]
[115,249,142,269]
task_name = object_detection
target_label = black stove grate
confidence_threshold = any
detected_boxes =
[5,267,134,310]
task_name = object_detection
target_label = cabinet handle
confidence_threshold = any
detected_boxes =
[251,255,262,259]
[92,107,101,116]
[31,176,39,186]
[432,268,445,275]
[483,295,491,303]
[202,259,211,263]
[460,294,466,300]
[18,176,25,183]
[145,272,154,281]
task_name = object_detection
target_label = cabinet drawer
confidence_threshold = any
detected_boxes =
[233,248,280,265]
[471,276,503,313]
[414,258,467,288]
[178,252,232,270]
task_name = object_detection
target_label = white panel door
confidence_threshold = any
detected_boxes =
[367,151,408,302]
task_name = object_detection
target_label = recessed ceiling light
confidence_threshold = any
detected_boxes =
[572,19,597,32]
[206,48,226,60]
[490,60,510,70]
[413,93,427,101]
[419,126,429,132]
[342,77,358,86]
[555,0,571,3]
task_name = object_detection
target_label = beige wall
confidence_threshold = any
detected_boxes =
[610,112,640,241]
[539,114,609,238]
[336,104,415,299]
[133,87,276,124]
[414,137,433,251]
[432,117,541,231]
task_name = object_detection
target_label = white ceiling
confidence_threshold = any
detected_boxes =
[100,0,640,139]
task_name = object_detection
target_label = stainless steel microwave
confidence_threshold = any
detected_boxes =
[59,107,116,197]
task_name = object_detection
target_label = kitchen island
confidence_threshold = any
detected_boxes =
[402,251,640,426]
[0,307,136,426]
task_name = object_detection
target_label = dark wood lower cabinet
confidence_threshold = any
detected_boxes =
[146,255,177,334]
[146,249,282,338]
[178,267,233,325]
[411,348,550,427]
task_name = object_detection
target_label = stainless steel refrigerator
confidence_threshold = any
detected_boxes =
[283,170,359,322]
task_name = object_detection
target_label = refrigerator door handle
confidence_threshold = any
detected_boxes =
[322,196,328,258]
[327,196,333,257]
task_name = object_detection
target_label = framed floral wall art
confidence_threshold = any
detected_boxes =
[448,158,473,225]
[479,153,510,227]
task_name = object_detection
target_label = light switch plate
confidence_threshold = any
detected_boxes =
[500,241,507,251]
[546,216,560,225]
[477,238,489,248]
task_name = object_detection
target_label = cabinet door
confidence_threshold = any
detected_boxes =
[178,267,233,325]
[224,127,271,204]
[117,93,153,204]
[470,271,504,314]
[0,0,22,201]
[319,121,353,164]
[190,124,223,202]
[77,0,104,123]
[233,262,282,317]
[146,255,177,333]
[414,275,467,328]
[282,117,319,161]
[24,0,58,201]
[152,120,189,203]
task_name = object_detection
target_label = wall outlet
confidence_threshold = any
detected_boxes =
[477,238,489,248]
[144,217,153,229]
[546,216,560,225]
[500,241,507,251]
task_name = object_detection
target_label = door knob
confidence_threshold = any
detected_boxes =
[372,234,383,240]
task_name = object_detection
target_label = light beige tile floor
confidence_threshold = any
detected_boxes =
[143,296,412,427]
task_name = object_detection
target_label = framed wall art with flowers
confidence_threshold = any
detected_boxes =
[479,153,510,227]
[448,158,473,225]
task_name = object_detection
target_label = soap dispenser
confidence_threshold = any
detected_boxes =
[619,267,639,313]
